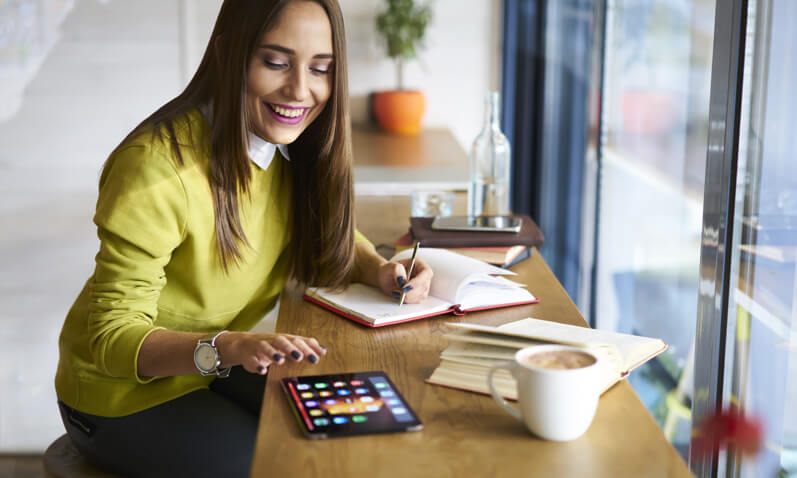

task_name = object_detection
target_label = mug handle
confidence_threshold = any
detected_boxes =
[487,362,521,421]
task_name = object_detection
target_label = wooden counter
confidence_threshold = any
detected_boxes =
[250,196,692,478]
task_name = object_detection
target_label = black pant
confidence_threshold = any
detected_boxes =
[58,367,266,478]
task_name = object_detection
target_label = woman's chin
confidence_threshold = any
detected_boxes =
[253,125,301,145]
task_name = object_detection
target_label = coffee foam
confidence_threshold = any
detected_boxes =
[521,350,596,370]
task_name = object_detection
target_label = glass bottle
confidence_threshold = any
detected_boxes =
[469,91,511,217]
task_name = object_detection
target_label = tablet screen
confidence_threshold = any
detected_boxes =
[281,371,423,439]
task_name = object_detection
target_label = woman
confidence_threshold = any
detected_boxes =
[54,1,432,476]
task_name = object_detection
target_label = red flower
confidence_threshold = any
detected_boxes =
[692,410,763,458]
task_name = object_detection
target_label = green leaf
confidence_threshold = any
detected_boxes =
[375,0,433,61]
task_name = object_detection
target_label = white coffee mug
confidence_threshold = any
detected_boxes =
[487,344,601,441]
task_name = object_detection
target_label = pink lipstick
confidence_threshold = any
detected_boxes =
[266,102,308,125]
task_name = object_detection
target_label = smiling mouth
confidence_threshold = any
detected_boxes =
[266,103,308,125]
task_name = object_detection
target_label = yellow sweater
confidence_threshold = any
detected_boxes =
[55,109,365,417]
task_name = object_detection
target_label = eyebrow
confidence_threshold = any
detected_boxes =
[260,44,334,60]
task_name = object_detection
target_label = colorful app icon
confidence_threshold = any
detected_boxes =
[350,380,363,386]
[391,407,408,415]
[323,399,337,406]
[337,389,351,396]
[378,390,395,397]
[309,409,323,417]
[352,415,367,423]
[344,398,353,403]
[386,398,401,406]
[319,391,332,397]
[296,384,311,391]
[365,405,380,412]
[304,400,318,407]
[332,417,348,424]
[354,388,368,395]
[333,381,346,387]
[314,382,328,389]
[313,418,329,426]
[360,396,374,403]
[300,392,314,399]
[373,382,387,389]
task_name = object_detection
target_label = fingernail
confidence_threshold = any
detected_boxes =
[391,291,401,299]
[320,345,327,353]
[257,365,264,372]
[402,284,413,292]
[291,350,301,360]
[397,276,407,287]
[308,354,318,364]
[273,353,283,362]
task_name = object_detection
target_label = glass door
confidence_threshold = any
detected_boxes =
[592,0,717,457]
[695,0,797,475]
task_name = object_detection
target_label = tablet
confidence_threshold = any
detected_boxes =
[281,371,423,439]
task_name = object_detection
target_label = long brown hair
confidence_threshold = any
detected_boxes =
[105,0,355,288]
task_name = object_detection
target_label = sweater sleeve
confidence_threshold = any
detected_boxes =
[354,228,372,247]
[87,144,187,382]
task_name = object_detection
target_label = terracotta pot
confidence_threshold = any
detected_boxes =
[371,90,426,135]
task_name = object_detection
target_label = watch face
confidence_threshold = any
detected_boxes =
[194,343,217,372]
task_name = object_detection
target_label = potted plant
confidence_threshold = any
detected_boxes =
[372,0,433,135]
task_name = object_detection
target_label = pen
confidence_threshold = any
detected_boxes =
[398,241,420,307]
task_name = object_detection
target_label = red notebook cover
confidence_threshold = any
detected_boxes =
[303,293,539,328]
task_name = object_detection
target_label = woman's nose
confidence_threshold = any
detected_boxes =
[284,68,309,102]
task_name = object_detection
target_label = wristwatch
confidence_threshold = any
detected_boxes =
[193,330,231,377]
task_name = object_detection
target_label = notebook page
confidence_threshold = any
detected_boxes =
[308,284,453,324]
[391,248,515,303]
[457,287,536,310]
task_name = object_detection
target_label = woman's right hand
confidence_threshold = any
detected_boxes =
[216,332,327,375]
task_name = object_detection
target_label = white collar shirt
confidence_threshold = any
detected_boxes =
[198,103,291,171]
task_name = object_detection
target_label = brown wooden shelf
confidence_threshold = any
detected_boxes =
[352,125,470,195]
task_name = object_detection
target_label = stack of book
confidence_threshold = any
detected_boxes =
[426,318,667,399]
[394,214,545,268]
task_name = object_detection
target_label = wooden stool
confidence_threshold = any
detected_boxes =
[43,434,117,478]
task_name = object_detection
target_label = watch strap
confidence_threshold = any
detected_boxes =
[206,330,228,347]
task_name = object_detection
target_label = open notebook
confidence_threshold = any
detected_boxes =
[304,248,538,327]
[426,318,667,399]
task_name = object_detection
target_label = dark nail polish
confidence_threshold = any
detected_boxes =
[273,353,283,362]
[257,365,264,372]
[391,291,401,299]
[397,276,407,287]
[291,350,301,360]
[402,284,414,292]
[308,354,318,364]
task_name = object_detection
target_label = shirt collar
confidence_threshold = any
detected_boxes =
[198,103,290,171]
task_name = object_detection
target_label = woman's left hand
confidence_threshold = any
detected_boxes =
[376,258,433,304]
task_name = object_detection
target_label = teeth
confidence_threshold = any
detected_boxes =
[271,104,304,118]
